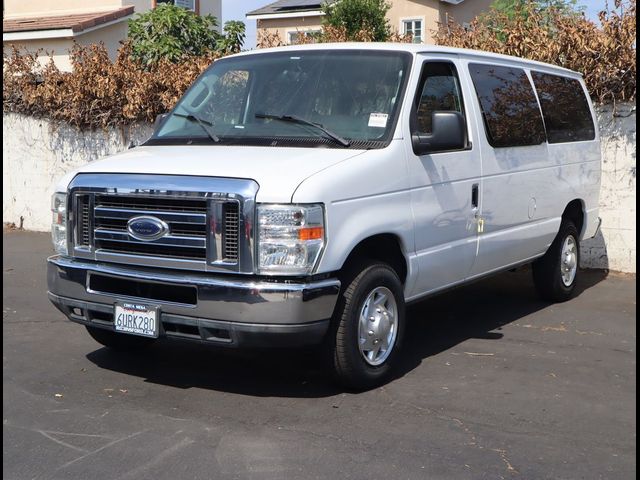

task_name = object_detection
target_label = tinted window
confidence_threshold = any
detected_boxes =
[416,62,464,134]
[469,64,546,148]
[154,51,412,148]
[531,72,595,143]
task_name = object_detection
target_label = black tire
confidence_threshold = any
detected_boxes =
[85,326,154,351]
[327,261,405,390]
[532,220,580,302]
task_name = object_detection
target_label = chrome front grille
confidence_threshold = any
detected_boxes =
[76,195,92,248]
[68,174,259,273]
[95,195,208,213]
[93,195,209,261]
[223,203,239,262]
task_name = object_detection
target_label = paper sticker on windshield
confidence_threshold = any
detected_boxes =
[368,113,388,128]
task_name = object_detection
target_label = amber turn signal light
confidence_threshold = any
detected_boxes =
[298,227,324,241]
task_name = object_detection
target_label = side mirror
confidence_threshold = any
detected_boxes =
[154,113,168,131]
[411,111,468,155]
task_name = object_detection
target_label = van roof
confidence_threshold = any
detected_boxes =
[231,43,581,77]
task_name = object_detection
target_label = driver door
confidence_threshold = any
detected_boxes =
[407,56,481,297]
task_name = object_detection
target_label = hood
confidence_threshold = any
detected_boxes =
[65,145,366,203]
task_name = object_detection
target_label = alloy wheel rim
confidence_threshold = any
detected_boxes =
[357,286,398,366]
[561,235,578,287]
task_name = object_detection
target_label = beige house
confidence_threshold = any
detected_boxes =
[247,0,492,45]
[3,0,222,71]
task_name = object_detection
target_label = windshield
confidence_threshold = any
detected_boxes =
[151,50,412,149]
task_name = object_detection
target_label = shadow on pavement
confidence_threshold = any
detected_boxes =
[395,267,607,381]
[86,267,608,398]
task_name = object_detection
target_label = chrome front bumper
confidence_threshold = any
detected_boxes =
[47,256,340,347]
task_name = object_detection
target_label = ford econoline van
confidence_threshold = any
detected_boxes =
[47,44,601,389]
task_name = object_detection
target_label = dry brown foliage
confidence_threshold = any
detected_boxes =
[257,25,412,48]
[255,30,287,49]
[4,1,634,130]
[3,42,220,128]
[435,0,636,104]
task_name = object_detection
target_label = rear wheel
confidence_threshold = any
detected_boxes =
[328,261,405,390]
[85,326,154,351]
[532,220,580,302]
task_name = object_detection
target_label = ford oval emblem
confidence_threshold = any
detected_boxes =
[127,216,170,241]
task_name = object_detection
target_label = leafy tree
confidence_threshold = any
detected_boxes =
[490,0,584,18]
[487,0,585,25]
[218,20,246,54]
[128,4,221,65]
[322,0,391,42]
[482,0,585,38]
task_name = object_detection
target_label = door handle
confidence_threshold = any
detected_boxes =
[471,183,484,233]
[471,183,479,209]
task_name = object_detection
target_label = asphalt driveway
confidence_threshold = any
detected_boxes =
[3,231,636,479]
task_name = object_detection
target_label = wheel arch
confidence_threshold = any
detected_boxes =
[562,199,586,238]
[338,233,408,285]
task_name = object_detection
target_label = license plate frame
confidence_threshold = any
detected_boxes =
[114,302,159,338]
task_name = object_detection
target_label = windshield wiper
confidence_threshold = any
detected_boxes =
[255,112,351,147]
[173,111,220,143]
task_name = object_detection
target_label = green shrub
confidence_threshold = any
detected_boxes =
[219,20,246,55]
[128,4,221,65]
[322,0,391,42]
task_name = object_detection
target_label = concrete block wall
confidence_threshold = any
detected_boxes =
[2,104,637,273]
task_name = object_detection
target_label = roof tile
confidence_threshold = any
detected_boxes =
[247,0,331,17]
[3,6,134,34]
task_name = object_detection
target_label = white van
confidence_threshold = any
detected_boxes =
[47,44,601,389]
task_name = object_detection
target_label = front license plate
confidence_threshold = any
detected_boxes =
[114,302,159,338]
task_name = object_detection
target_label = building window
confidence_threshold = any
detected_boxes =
[157,0,196,12]
[288,30,321,44]
[403,19,423,43]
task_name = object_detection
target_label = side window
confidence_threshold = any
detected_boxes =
[468,63,546,148]
[415,62,464,135]
[531,72,595,143]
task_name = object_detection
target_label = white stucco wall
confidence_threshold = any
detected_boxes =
[580,104,636,273]
[2,104,637,273]
[2,115,153,230]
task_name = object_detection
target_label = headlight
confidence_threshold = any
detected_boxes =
[51,192,68,255]
[257,204,325,275]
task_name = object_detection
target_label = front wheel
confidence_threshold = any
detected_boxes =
[532,220,580,302]
[328,261,405,390]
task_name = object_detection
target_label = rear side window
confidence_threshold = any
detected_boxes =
[531,72,595,143]
[469,63,546,148]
